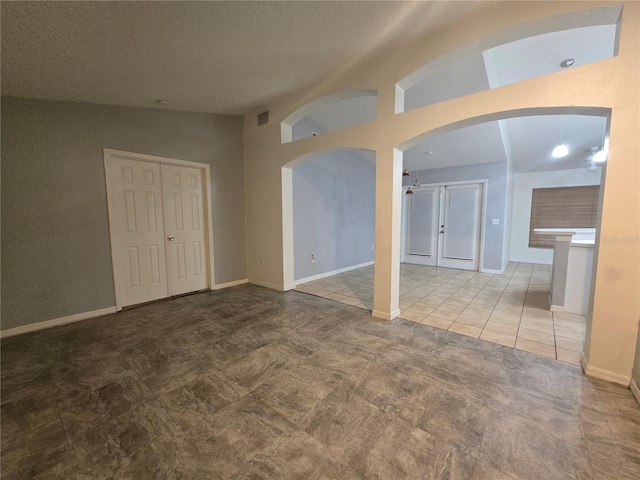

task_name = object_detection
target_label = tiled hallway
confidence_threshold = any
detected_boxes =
[295,262,587,365]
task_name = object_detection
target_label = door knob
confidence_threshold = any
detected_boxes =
[167,235,175,241]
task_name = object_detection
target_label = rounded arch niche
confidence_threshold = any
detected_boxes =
[282,148,376,293]
[281,89,377,144]
[396,106,610,151]
[395,5,621,114]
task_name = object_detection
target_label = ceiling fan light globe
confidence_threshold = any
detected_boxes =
[593,149,607,163]
[552,144,569,158]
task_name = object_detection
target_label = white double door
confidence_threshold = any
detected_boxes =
[105,155,209,308]
[404,182,483,271]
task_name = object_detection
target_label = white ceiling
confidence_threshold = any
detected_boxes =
[401,21,616,174]
[1,0,494,115]
[404,114,608,174]
[482,24,616,89]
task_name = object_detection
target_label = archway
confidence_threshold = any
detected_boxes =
[387,106,610,364]
[282,148,376,295]
[281,90,377,143]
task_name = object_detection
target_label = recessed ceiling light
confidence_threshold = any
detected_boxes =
[155,99,169,106]
[560,58,575,68]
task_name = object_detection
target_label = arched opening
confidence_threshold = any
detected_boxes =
[396,5,621,113]
[281,90,377,143]
[282,148,376,312]
[393,106,610,364]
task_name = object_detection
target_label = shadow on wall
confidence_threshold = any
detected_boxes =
[292,149,376,282]
[282,89,377,143]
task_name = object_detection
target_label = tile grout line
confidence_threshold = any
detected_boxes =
[297,262,582,364]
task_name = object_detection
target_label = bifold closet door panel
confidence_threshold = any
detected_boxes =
[161,164,208,296]
[105,158,169,307]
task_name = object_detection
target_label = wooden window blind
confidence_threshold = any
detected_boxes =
[529,185,600,248]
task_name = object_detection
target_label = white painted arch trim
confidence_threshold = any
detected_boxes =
[103,149,216,310]
[1,306,117,338]
[281,89,377,143]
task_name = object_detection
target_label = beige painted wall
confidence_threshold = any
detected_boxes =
[243,2,639,382]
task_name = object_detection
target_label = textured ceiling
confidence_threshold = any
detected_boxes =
[1,1,492,115]
[2,1,615,174]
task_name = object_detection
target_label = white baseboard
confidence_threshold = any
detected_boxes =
[509,257,553,265]
[1,306,117,339]
[630,378,640,407]
[481,267,505,274]
[249,279,287,292]
[371,308,400,321]
[580,352,631,386]
[214,278,248,290]
[580,352,588,374]
[502,259,510,272]
[294,261,374,287]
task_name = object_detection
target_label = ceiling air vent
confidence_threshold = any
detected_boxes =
[257,110,269,126]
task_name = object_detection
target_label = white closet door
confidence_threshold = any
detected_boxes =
[439,183,482,270]
[161,164,208,296]
[405,186,439,266]
[105,158,169,307]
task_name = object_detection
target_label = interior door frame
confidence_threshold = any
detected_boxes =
[104,148,216,310]
[401,179,487,271]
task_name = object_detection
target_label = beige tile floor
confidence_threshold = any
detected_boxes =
[295,262,587,365]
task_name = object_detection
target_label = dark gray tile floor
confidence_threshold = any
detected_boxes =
[2,285,639,479]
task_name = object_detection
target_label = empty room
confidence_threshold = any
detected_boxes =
[2,1,639,478]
